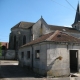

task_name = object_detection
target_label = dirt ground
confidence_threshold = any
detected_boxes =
[0,60,77,80]
[0,60,46,80]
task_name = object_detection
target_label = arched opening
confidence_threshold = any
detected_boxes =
[9,34,12,49]
[1,46,6,56]
[2,46,6,50]
[14,36,16,50]
[23,35,26,45]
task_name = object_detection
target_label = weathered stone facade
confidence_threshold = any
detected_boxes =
[5,3,80,58]
[6,2,80,77]
[8,16,80,59]
[18,41,80,77]
[18,30,80,77]
[8,2,80,59]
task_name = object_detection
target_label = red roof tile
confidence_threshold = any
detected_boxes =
[21,32,54,47]
[21,30,80,48]
[0,42,9,49]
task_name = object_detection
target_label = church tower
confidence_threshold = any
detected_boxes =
[72,3,80,31]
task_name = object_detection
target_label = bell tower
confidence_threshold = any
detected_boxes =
[72,2,80,31]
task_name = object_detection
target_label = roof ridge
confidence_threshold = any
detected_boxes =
[20,21,35,23]
[49,25,72,29]
[46,30,60,41]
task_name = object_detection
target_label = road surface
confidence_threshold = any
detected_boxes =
[0,60,45,80]
[0,60,76,80]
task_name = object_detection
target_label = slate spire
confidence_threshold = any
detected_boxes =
[74,2,80,24]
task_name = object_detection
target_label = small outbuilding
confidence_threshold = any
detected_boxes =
[18,30,80,77]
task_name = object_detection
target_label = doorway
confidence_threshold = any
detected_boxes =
[70,50,78,72]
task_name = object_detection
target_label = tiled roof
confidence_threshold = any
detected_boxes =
[21,30,80,48]
[0,42,9,49]
[49,25,80,33]
[21,32,54,47]
[11,21,80,33]
[11,21,34,30]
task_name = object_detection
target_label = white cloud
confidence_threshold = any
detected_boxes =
[63,25,72,27]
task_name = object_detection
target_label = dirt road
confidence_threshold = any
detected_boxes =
[0,60,45,80]
[0,60,71,80]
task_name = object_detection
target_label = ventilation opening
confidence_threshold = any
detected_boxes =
[57,35,61,37]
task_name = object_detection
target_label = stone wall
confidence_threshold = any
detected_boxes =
[18,42,80,77]
[9,28,31,50]
[18,46,32,67]
[46,42,80,77]
[47,43,70,77]
[5,50,15,59]
[32,18,50,40]
[33,43,47,75]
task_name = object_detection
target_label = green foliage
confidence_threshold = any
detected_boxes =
[0,42,2,56]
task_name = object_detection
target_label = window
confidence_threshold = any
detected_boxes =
[23,35,26,45]
[35,50,40,59]
[21,52,24,58]
[14,36,16,50]
[27,51,30,59]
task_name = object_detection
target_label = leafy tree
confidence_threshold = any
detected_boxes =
[0,42,2,56]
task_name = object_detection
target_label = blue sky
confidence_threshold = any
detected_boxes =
[0,0,79,42]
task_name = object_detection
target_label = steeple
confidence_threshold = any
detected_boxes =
[74,2,80,24]
[72,2,80,31]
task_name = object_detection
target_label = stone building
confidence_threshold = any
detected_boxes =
[18,30,80,77]
[6,3,80,59]
[5,2,80,76]
[0,42,9,56]
[0,42,8,50]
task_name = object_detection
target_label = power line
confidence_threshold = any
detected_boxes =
[51,0,79,14]
[65,0,76,11]
[65,0,80,14]
[51,0,74,10]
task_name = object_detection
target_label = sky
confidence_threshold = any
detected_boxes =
[0,0,79,42]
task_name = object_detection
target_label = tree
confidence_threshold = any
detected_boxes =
[0,42,2,56]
